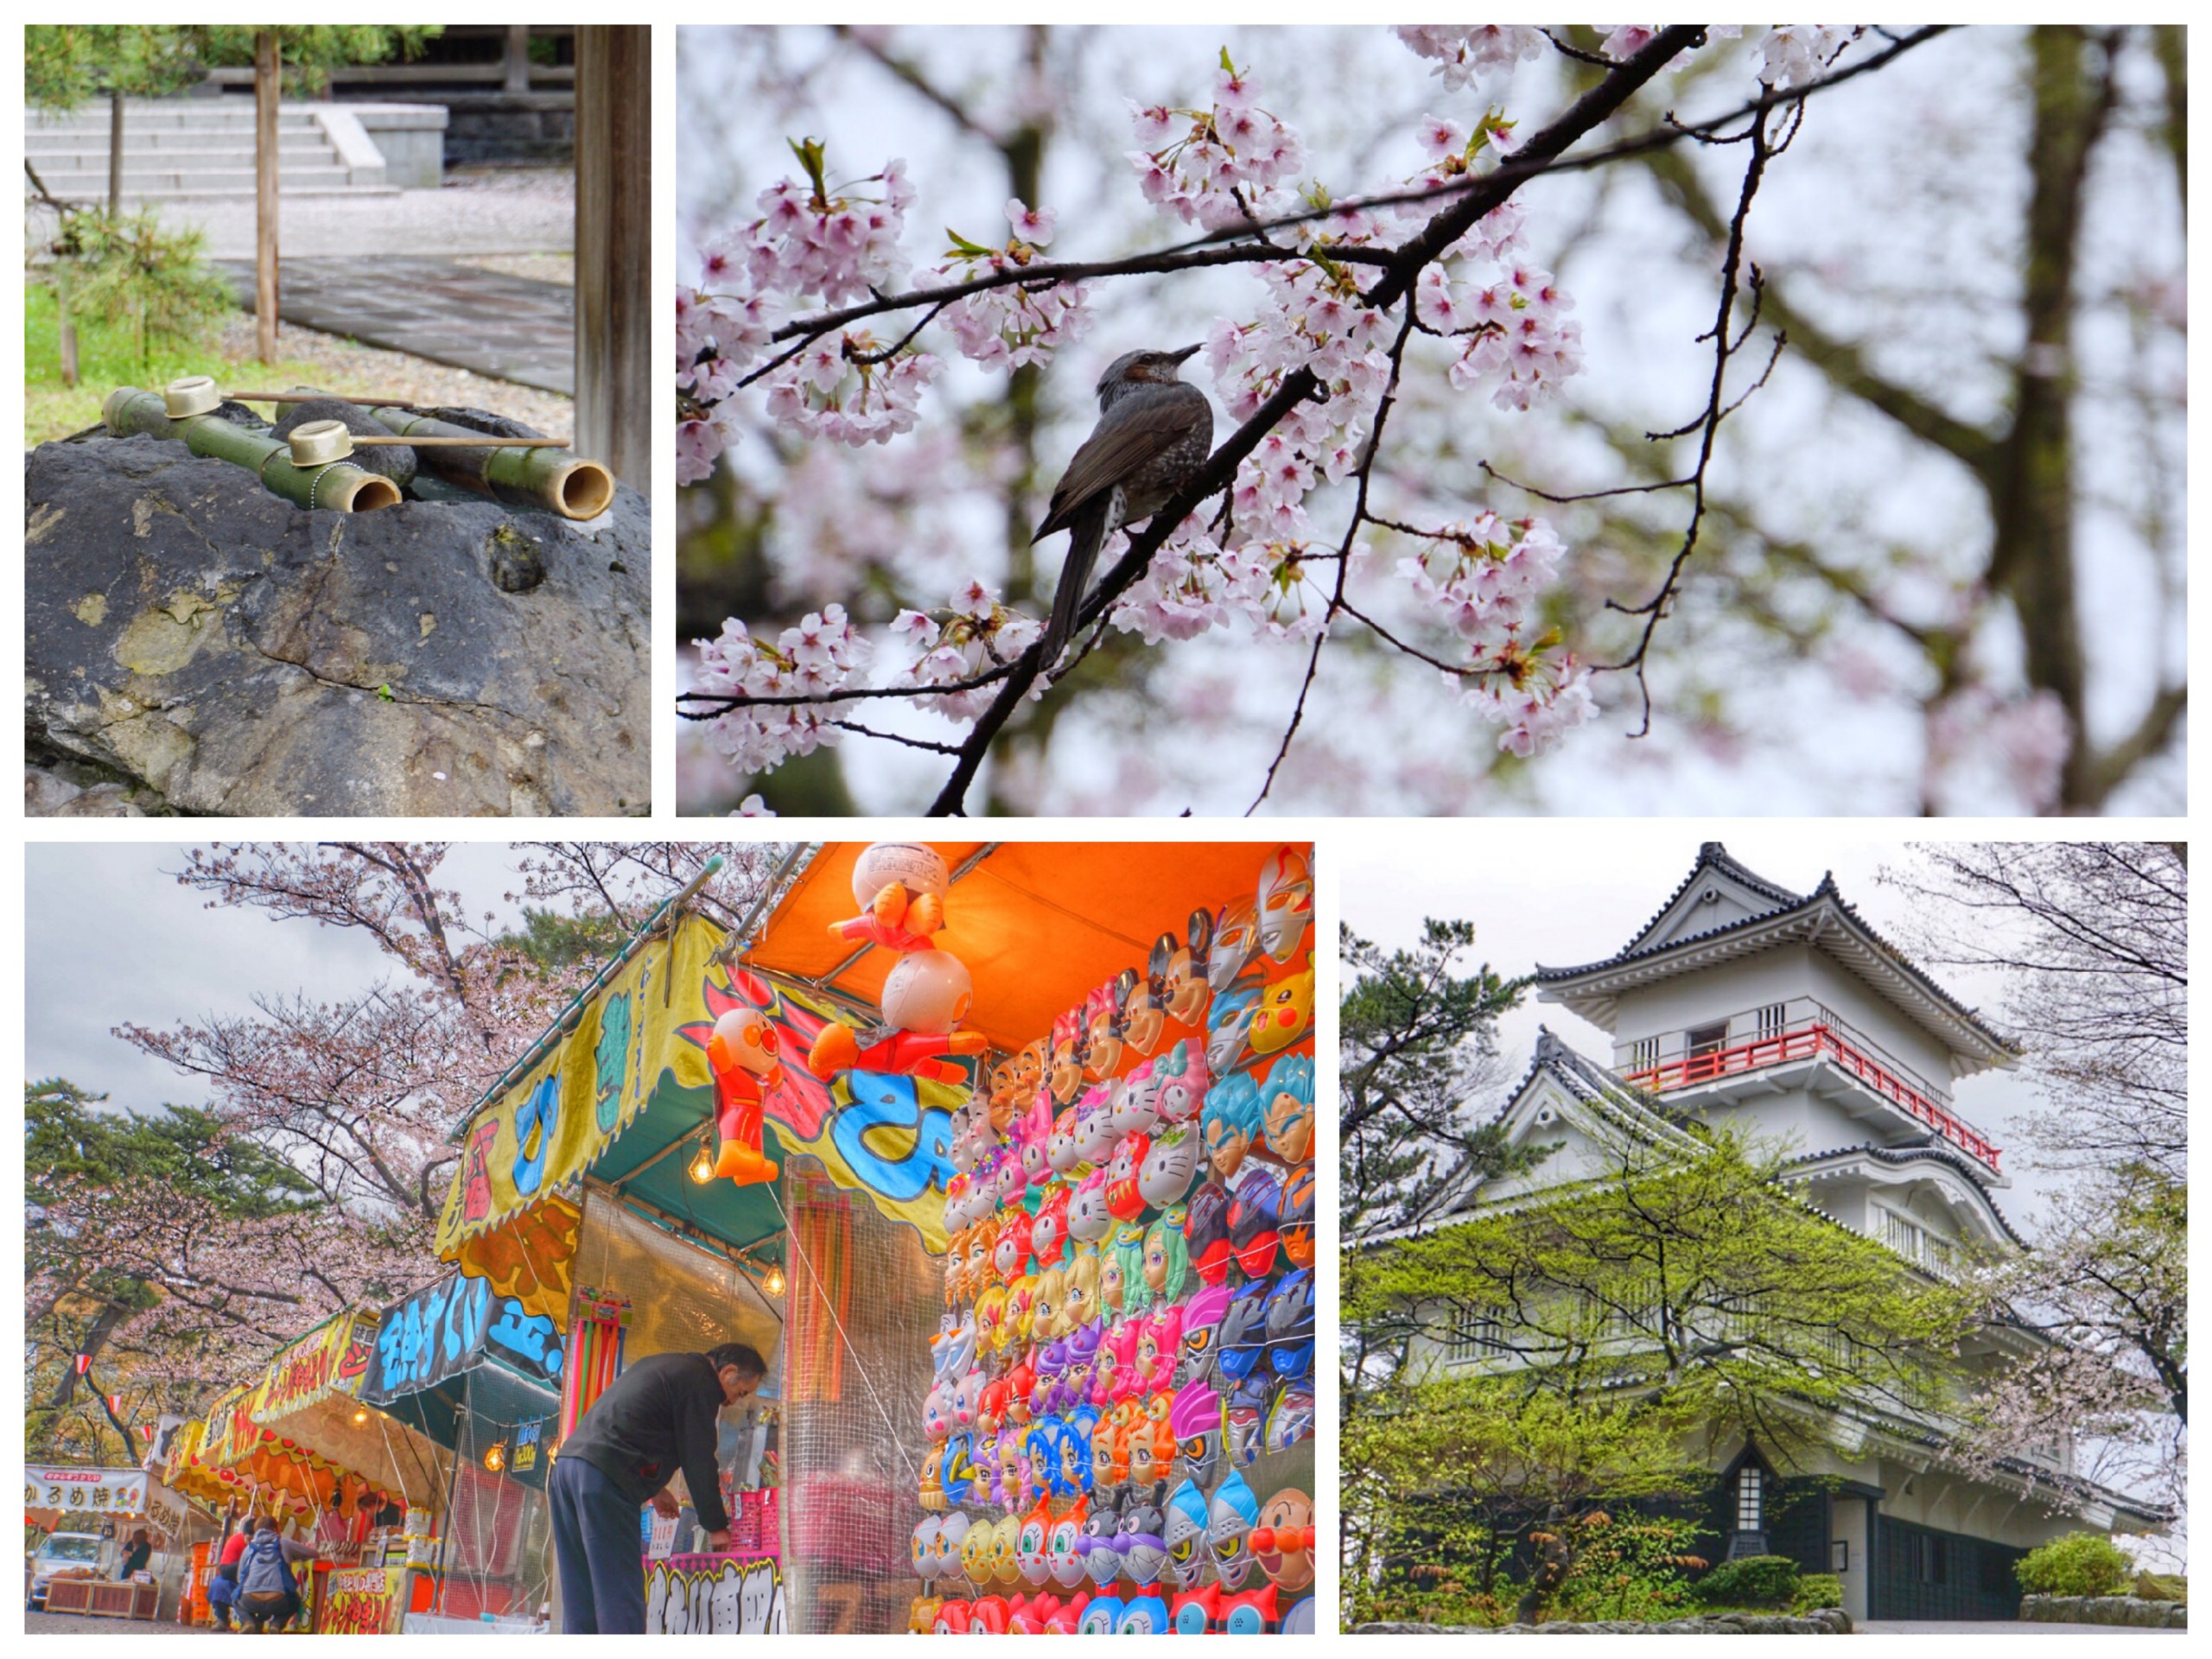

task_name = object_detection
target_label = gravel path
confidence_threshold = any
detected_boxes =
[212,314,574,437]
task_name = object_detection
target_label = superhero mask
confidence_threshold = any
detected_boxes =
[1156,909,1212,1026]
[1208,1469,1261,1591]
[1265,1268,1315,1378]
[1264,1379,1315,1454]
[1255,845,1313,963]
[1278,1162,1316,1271]
[1152,1038,1210,1124]
[1250,1487,1315,1592]
[1170,1370,1225,1489]
[1163,1478,1212,1591]
[1261,1051,1315,1165]
[1138,1122,1202,1210]
[1184,1179,1236,1287]
[1175,1282,1235,1387]
[1208,898,1260,993]
[1205,972,1265,1075]
[1228,1161,1284,1280]
[1217,1278,1274,1389]
[1248,957,1314,1058]
[1224,1397,1264,1470]
[1103,1131,1150,1221]
[1107,1063,1160,1138]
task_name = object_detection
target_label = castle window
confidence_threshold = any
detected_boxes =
[1630,1036,1660,1070]
[1445,1309,1505,1363]
[1757,1001,1787,1042]
[1687,1020,1728,1059]
[1735,1464,1763,1530]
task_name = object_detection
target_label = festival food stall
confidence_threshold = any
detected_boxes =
[356,1266,565,1630]
[415,840,1319,1635]
[24,1466,175,1620]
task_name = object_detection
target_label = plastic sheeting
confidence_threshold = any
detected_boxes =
[568,1185,784,1369]
[779,1159,938,1635]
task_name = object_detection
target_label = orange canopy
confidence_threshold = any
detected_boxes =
[744,842,1306,1052]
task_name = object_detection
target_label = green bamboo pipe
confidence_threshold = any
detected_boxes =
[102,388,402,513]
[270,393,613,521]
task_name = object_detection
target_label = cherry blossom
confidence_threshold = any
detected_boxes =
[889,585,1047,719]
[691,606,874,771]
[927,200,1093,372]
[1758,26,1862,91]
[1123,51,1306,232]
[1393,25,1546,92]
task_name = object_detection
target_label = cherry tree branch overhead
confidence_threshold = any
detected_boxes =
[676,25,2184,816]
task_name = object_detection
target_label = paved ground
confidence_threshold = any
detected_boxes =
[25,1610,208,1634]
[215,257,574,393]
[1858,1621,2185,1635]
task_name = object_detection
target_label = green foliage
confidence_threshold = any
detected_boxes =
[55,207,232,372]
[22,26,203,110]
[1339,917,1537,1238]
[1554,1511,1708,1623]
[499,906,632,970]
[1791,1573,1844,1611]
[1698,1554,1799,1609]
[2132,1571,2186,1603]
[2016,1532,2133,1599]
[190,26,440,94]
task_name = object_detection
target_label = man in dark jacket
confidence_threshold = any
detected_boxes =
[549,1342,767,1633]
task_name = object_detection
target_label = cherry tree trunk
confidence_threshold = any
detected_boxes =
[575,26,652,491]
[254,31,280,365]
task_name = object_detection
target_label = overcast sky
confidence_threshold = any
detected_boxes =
[1339,825,2072,1230]
[22,842,541,1113]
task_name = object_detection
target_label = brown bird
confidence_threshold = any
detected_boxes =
[1033,344,1213,665]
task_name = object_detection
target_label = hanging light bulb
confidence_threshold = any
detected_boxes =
[689,1135,715,1184]
[483,1442,506,1473]
[760,1262,786,1297]
[352,1406,369,1427]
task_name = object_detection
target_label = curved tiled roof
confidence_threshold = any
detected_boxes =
[1534,844,2017,1065]
[1783,1141,2026,1249]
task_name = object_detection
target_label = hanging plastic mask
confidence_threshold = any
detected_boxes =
[1264,1381,1315,1455]
[912,1515,943,1580]
[1228,1161,1284,1280]
[1202,1071,1262,1183]
[1264,1268,1315,1379]
[1031,1186,1071,1274]
[1068,1168,1116,1249]
[1170,1370,1224,1489]
[1260,1052,1315,1166]
[1152,1038,1210,1125]
[1208,898,1260,993]
[1123,958,1168,1057]
[1047,1008,1086,1104]
[1081,973,1133,1082]
[1104,1130,1150,1221]
[1074,1081,1120,1164]
[1175,1281,1235,1388]
[1107,1061,1161,1138]
[1048,1498,1090,1590]
[1205,972,1265,1076]
[1278,1162,1316,1271]
[1255,845,1313,963]
[1247,956,1315,1058]
[1184,1179,1236,1288]
[1163,1478,1212,1591]
[1138,1122,1202,1211]
[1116,1593,1171,1635]
[1207,1470,1261,1591]
[1116,1498,1170,1590]
[1156,910,1213,1027]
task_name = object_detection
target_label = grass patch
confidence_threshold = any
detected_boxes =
[23,279,335,448]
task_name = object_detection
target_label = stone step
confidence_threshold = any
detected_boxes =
[27,134,334,155]
[29,105,325,130]
[38,162,357,188]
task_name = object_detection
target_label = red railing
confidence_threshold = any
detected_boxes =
[1624,1018,2002,1173]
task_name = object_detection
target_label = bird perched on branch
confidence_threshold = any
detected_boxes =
[1033,344,1213,666]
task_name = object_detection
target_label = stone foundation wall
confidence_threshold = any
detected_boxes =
[2020,1595,2186,1628]
[1356,1610,1852,1634]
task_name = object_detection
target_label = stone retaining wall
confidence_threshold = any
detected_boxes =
[2020,1595,2185,1628]
[1356,1610,1851,1634]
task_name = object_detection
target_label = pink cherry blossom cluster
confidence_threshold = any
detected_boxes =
[690,605,873,772]
[928,199,1094,372]
[1395,514,1597,756]
[1100,518,1337,645]
[1394,25,1546,91]
[1127,55,1307,232]
[737,154,915,306]
[889,582,1047,718]
[758,331,944,447]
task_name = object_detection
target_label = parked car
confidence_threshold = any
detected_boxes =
[26,1532,111,1611]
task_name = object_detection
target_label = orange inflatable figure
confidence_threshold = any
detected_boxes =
[807,949,988,1084]
[707,1007,783,1185]
[828,842,950,953]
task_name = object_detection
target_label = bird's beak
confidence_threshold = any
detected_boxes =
[1170,343,1203,364]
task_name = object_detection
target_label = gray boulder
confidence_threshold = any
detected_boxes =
[25,432,649,817]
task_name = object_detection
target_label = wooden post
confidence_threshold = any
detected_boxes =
[108,89,124,215]
[574,27,651,493]
[504,24,533,94]
[254,30,280,365]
